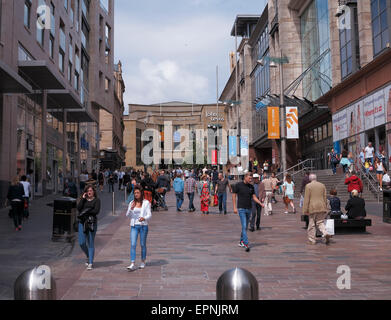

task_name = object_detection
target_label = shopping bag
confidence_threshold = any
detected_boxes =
[210,195,215,207]
[325,219,335,236]
[299,195,304,208]
[214,194,218,206]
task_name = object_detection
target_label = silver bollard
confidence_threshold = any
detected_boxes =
[216,267,259,300]
[14,266,56,300]
[124,186,127,202]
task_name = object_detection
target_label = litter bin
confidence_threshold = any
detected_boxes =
[52,197,77,242]
[383,190,391,224]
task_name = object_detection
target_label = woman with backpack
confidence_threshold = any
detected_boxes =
[329,148,340,175]
[77,185,101,270]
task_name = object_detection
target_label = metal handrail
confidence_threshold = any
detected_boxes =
[358,166,380,203]
[276,158,317,180]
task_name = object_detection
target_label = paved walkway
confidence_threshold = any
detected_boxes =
[0,185,126,300]
[49,190,391,300]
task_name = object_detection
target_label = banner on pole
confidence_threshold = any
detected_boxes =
[212,150,218,165]
[286,107,299,139]
[268,107,280,139]
[228,136,237,157]
[240,136,249,157]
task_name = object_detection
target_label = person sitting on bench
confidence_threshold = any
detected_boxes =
[345,189,366,220]
[327,188,342,219]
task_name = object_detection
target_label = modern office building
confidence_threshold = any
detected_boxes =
[0,0,118,205]
[123,102,228,171]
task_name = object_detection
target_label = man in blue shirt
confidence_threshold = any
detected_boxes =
[173,173,185,212]
[249,174,262,232]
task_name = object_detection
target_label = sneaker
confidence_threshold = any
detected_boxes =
[244,244,250,252]
[284,211,288,214]
[127,263,137,272]
[249,228,255,232]
[139,262,146,269]
[307,241,316,245]
[257,226,261,230]
[224,211,227,215]
[177,209,182,212]
[87,264,93,270]
[85,259,89,266]
[238,241,245,248]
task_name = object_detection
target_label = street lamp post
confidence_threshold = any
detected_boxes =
[257,51,289,174]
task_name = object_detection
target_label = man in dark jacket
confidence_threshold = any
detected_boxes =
[7,178,25,231]
[344,172,363,197]
[345,189,366,219]
[156,170,170,210]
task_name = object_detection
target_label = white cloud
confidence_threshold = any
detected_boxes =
[115,14,234,107]
[125,58,209,106]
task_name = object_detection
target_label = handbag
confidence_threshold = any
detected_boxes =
[83,216,95,233]
[283,196,290,205]
[325,219,335,236]
[214,194,218,206]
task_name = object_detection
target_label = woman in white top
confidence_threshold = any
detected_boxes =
[375,158,385,191]
[126,185,152,271]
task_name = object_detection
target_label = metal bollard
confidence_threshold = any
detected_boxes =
[124,186,127,203]
[112,191,115,216]
[216,268,259,300]
[14,266,56,300]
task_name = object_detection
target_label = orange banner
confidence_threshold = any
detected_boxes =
[268,107,280,139]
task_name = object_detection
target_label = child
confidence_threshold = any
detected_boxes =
[327,189,342,219]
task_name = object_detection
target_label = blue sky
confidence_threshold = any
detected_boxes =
[114,0,267,112]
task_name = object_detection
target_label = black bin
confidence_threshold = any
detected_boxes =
[52,197,77,242]
[383,190,391,224]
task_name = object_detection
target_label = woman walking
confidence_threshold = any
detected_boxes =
[198,174,210,215]
[126,185,152,272]
[77,185,101,270]
[375,158,386,191]
[7,177,25,232]
[282,174,296,214]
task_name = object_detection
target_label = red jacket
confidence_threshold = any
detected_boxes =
[344,175,363,193]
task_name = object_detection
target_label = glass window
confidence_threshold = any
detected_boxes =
[59,49,65,73]
[301,0,332,101]
[371,0,390,56]
[49,35,54,59]
[24,0,31,28]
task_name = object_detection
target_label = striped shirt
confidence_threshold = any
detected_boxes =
[185,177,197,194]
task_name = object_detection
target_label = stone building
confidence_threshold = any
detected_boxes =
[0,0,119,205]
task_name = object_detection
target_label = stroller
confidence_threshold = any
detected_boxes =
[151,188,165,211]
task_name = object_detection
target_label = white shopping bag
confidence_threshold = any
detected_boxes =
[325,219,335,236]
[299,195,304,208]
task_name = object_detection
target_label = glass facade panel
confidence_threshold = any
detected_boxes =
[301,0,332,101]
[371,0,390,55]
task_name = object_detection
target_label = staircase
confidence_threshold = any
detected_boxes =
[292,169,382,203]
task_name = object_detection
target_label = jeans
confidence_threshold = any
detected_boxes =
[11,201,23,228]
[264,191,273,215]
[78,222,98,265]
[238,208,252,245]
[331,162,337,174]
[119,179,123,190]
[187,192,195,210]
[218,192,227,212]
[176,192,184,210]
[130,225,149,262]
[108,183,114,192]
[250,203,261,229]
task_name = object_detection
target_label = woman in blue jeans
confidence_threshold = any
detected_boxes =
[77,185,101,270]
[126,185,152,272]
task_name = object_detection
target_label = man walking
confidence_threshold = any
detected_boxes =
[215,172,231,214]
[303,174,332,245]
[364,142,375,166]
[184,173,197,212]
[155,170,170,210]
[118,169,125,190]
[250,174,262,232]
[173,173,184,212]
[232,173,264,252]
[262,173,274,216]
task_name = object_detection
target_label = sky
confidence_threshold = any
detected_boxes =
[114,0,267,113]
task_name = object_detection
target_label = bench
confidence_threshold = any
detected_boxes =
[301,215,372,234]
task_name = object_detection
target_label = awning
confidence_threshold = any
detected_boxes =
[0,60,33,93]
[253,94,314,116]
[49,108,95,123]
[18,60,65,90]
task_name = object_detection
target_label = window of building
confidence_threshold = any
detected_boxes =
[68,62,72,84]
[339,3,360,79]
[69,36,73,63]
[74,71,79,91]
[59,49,65,73]
[105,24,111,64]
[49,35,54,59]
[328,121,332,137]
[50,2,56,37]
[64,0,68,11]
[24,0,31,29]
[100,0,109,12]
[105,77,110,91]
[18,44,34,61]
[371,0,390,56]
[301,0,332,101]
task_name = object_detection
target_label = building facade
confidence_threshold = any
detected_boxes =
[123,102,228,171]
[0,0,118,205]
